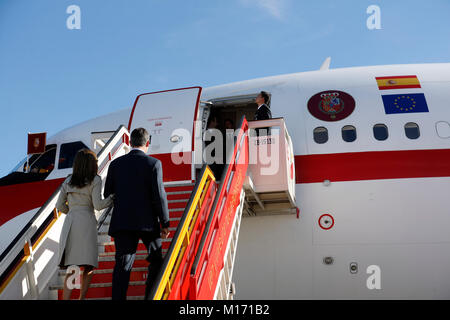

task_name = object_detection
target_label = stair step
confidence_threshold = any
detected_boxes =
[57,267,149,284]
[94,269,148,284]
[100,207,185,221]
[96,252,168,270]
[100,240,172,253]
[164,183,195,190]
[168,202,189,210]
[51,281,147,300]
[168,198,189,204]
[98,250,151,257]
[99,212,184,220]
[98,254,150,269]
[85,295,144,300]
[166,191,192,199]
[97,226,177,236]
[168,210,185,219]
[58,266,148,276]
[98,237,171,246]
[99,216,181,227]
[50,280,146,290]
[98,215,182,232]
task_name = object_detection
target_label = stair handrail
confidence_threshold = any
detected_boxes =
[150,165,217,300]
[0,125,130,296]
[189,116,249,300]
[95,125,130,231]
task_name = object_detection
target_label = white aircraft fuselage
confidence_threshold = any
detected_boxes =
[1,62,450,299]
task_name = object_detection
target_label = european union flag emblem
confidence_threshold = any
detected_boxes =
[382,93,429,114]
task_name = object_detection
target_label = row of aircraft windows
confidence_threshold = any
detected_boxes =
[313,122,421,144]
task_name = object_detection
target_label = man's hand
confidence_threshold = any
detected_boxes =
[161,228,170,239]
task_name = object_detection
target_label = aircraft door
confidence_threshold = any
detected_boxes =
[128,87,202,182]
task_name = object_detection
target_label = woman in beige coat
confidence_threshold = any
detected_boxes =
[56,149,114,300]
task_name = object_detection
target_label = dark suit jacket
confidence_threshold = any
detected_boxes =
[104,149,169,237]
[254,104,272,136]
[254,104,272,121]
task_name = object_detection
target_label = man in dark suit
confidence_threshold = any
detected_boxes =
[104,127,169,300]
[254,91,272,136]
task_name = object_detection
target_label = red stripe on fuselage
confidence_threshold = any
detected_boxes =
[295,148,450,183]
[153,149,450,184]
[0,178,65,227]
[3,149,449,227]
[0,151,191,227]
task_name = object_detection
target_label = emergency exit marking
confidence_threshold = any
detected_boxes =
[318,214,334,230]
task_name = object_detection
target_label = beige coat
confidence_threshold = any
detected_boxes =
[56,175,113,268]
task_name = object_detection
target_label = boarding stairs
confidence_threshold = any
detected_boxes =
[0,116,296,300]
[148,117,250,300]
[148,117,297,300]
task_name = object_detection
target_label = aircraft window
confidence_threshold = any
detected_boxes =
[435,121,450,139]
[342,125,356,142]
[58,141,89,169]
[313,127,328,144]
[373,124,388,141]
[0,145,56,186]
[404,122,420,139]
[29,144,57,173]
[10,156,27,173]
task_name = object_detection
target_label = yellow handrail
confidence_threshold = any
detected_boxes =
[153,166,215,300]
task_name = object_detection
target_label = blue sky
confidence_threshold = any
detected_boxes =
[0,0,449,177]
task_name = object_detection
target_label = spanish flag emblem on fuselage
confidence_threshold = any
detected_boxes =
[375,75,421,90]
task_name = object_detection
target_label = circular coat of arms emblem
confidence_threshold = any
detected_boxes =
[307,90,355,122]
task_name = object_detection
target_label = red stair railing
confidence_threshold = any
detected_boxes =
[189,116,249,300]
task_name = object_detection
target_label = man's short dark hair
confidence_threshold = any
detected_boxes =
[131,127,150,147]
[260,91,270,104]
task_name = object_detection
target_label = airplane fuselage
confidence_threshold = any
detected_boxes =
[2,62,450,298]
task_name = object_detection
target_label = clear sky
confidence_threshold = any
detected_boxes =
[0,0,449,177]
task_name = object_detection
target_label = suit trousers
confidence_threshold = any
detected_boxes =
[111,230,163,300]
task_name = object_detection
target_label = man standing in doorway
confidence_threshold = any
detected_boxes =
[254,91,272,136]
